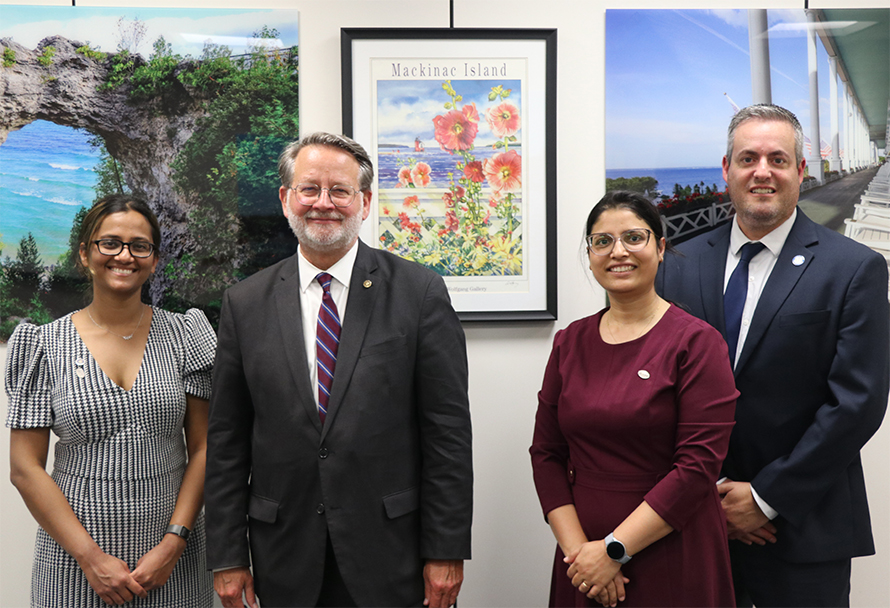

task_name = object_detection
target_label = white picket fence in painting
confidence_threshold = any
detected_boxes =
[662,200,735,242]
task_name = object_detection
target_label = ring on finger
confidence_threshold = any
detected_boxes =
[579,581,590,590]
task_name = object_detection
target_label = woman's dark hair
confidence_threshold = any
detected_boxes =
[76,194,161,278]
[585,190,675,253]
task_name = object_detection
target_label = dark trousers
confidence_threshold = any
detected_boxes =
[316,534,357,608]
[730,542,851,608]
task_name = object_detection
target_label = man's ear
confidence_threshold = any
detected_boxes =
[361,189,372,221]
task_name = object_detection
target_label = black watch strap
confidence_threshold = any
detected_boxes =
[165,524,190,542]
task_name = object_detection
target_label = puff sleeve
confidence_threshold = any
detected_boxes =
[179,309,217,400]
[5,323,54,429]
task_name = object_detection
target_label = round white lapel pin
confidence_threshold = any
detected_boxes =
[792,255,805,266]
[638,370,650,379]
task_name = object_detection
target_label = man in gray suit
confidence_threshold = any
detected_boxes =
[205,132,473,608]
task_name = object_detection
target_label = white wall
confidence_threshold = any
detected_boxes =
[2,0,888,606]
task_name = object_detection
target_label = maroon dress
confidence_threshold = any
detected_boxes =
[530,305,738,607]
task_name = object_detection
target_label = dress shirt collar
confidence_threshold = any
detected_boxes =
[730,207,797,259]
[297,240,359,294]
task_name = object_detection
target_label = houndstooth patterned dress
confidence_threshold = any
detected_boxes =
[5,308,216,608]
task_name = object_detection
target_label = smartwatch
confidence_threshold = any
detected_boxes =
[604,532,632,564]
[165,524,191,542]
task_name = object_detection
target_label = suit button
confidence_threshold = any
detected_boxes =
[319,447,329,459]
[316,503,325,514]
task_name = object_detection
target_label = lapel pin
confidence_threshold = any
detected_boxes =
[792,255,805,266]
[638,370,650,379]
[363,280,372,288]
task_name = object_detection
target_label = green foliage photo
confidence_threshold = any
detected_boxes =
[605,175,659,194]
[37,45,56,67]
[75,43,107,62]
[2,47,15,67]
[162,28,299,319]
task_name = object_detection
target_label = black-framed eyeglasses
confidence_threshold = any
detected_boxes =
[287,183,359,208]
[585,229,652,256]
[92,239,156,258]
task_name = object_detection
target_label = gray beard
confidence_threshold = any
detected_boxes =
[285,208,363,253]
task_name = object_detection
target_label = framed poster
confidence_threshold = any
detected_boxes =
[342,28,557,321]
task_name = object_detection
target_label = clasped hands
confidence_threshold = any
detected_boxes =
[564,540,629,607]
[79,535,185,606]
[718,479,777,546]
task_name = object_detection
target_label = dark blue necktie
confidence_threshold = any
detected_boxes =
[724,242,765,367]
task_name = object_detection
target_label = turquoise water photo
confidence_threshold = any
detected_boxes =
[1,120,100,263]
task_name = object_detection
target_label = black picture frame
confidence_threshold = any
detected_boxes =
[342,27,557,321]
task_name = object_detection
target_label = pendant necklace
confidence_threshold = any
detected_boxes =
[87,304,146,341]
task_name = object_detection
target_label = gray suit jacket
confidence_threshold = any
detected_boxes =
[205,241,473,606]
[658,210,888,563]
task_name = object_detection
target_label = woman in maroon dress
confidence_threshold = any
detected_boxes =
[530,191,738,607]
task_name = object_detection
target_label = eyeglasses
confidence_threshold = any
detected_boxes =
[92,239,156,258]
[585,229,652,256]
[287,183,359,208]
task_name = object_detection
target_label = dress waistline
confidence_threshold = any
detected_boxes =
[53,434,186,480]
[570,463,667,492]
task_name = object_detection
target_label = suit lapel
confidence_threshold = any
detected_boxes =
[274,255,323,431]
[700,224,732,334]
[734,212,816,375]
[321,242,380,440]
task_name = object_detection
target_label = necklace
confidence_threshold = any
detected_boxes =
[87,304,146,341]
[605,305,661,344]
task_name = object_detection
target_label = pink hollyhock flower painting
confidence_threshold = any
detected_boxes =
[411,162,431,187]
[397,166,412,187]
[442,186,465,208]
[402,195,419,210]
[484,149,522,192]
[445,208,459,233]
[433,108,479,151]
[486,102,520,139]
[462,102,480,124]
[463,161,485,183]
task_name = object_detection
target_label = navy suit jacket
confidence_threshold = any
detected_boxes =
[657,209,888,563]
[204,241,473,606]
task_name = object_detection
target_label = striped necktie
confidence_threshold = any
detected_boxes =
[316,273,341,422]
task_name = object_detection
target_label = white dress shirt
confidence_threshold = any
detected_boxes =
[720,208,797,520]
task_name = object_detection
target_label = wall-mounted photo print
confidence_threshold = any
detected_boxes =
[0,5,300,339]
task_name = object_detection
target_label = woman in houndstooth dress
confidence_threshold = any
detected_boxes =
[6,195,215,607]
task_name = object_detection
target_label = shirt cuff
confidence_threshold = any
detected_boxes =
[750,485,779,520]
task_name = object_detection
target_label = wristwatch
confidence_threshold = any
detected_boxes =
[165,524,191,542]
[604,532,632,564]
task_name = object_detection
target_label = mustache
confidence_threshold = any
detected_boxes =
[304,212,344,220]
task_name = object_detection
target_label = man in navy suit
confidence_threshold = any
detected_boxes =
[204,133,472,608]
[658,104,888,607]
